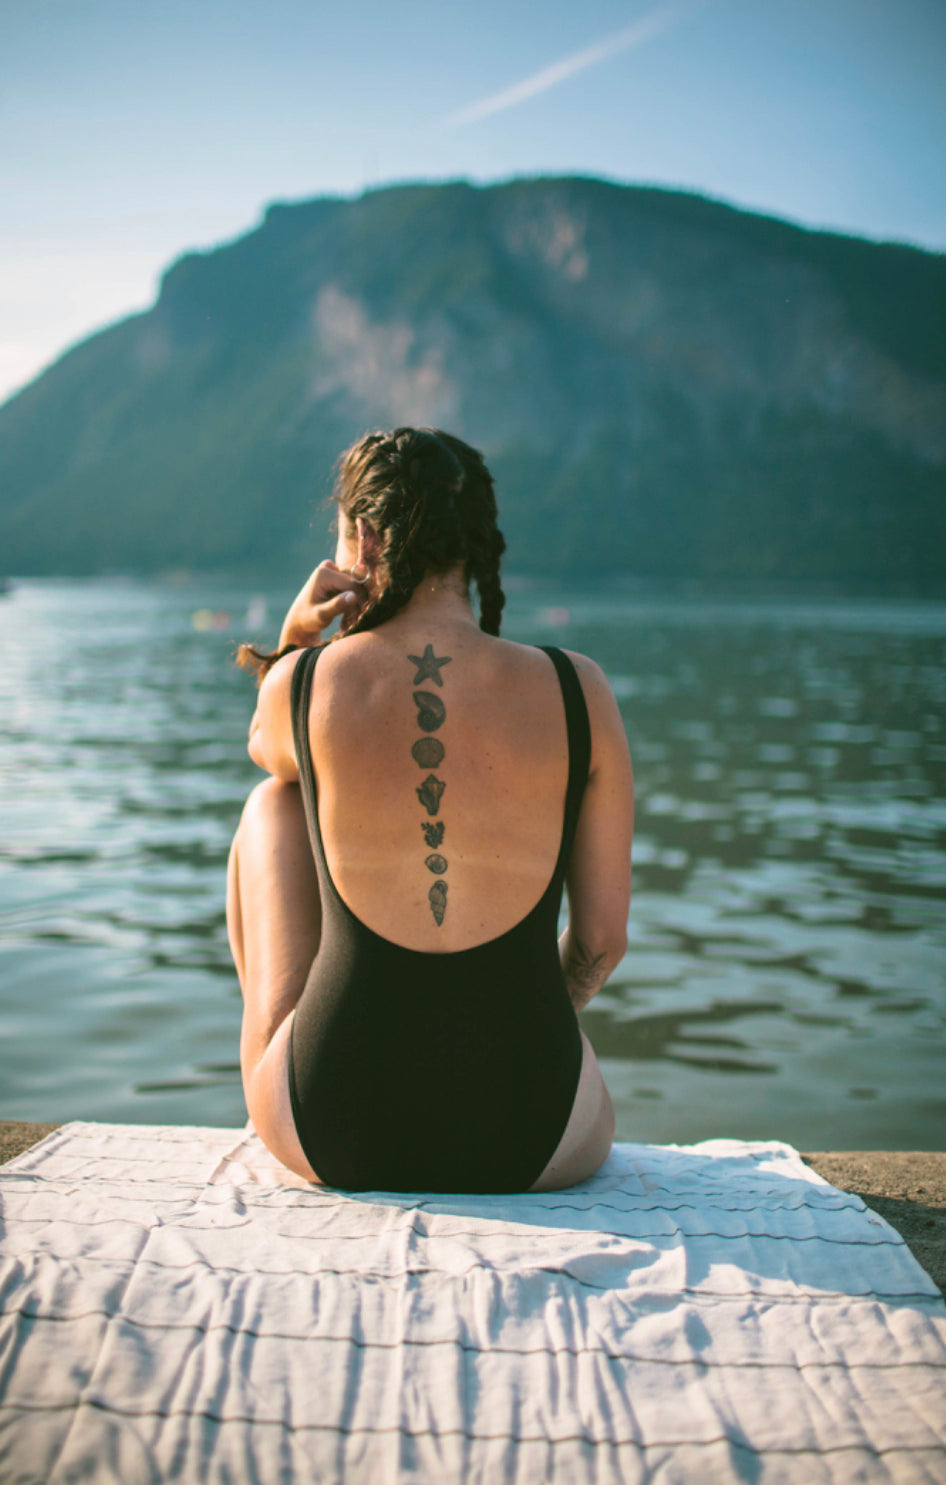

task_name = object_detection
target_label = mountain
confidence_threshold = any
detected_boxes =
[1,176,944,588]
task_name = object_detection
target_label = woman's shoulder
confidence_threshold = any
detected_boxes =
[539,645,616,706]
[554,649,629,769]
[481,641,624,744]
[467,637,612,696]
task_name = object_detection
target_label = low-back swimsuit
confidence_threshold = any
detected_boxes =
[288,643,591,1193]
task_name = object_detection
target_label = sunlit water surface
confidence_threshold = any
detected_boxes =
[1,580,944,1150]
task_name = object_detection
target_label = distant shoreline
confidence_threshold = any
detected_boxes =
[4,572,946,602]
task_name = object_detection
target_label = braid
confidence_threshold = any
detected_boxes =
[441,432,506,636]
[469,530,506,636]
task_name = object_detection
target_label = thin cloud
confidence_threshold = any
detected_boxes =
[442,1,699,128]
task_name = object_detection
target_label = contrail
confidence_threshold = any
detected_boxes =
[442,1,699,128]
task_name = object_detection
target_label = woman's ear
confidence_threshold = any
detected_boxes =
[355,518,379,571]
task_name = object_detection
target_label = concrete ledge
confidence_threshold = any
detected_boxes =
[0,1121,61,1165]
[802,1151,946,1301]
[2,1122,943,1299]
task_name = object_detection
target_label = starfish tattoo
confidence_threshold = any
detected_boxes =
[408,644,452,687]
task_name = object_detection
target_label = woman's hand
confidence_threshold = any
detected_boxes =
[277,561,368,649]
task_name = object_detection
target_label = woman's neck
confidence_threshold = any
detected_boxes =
[380,568,480,632]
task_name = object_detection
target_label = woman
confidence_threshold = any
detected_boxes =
[227,427,633,1192]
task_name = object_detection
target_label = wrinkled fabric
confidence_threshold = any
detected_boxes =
[1,1121,944,1484]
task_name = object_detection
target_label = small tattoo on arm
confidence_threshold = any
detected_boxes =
[408,644,452,686]
[416,774,446,815]
[422,821,444,847]
[413,691,446,732]
[424,853,447,875]
[564,936,609,1008]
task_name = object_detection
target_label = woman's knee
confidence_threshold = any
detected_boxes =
[239,776,301,834]
[233,778,309,870]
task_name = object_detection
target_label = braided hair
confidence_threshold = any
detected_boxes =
[337,427,506,637]
[235,428,506,678]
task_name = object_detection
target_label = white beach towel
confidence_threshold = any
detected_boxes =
[0,1121,943,1484]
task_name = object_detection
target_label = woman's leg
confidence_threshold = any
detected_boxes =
[226,776,323,1182]
[527,1032,615,1192]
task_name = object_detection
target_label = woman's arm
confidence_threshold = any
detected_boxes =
[246,560,367,776]
[560,652,634,1011]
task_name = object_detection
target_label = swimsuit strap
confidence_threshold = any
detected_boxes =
[537,646,592,873]
[290,644,329,872]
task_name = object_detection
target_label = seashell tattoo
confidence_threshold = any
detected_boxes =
[413,691,445,732]
[411,737,445,768]
[416,773,446,816]
[428,880,448,926]
[408,645,453,925]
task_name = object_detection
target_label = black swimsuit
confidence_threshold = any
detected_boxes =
[288,644,590,1193]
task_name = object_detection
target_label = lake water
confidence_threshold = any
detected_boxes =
[1,579,944,1150]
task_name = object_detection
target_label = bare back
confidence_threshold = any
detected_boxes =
[306,619,572,952]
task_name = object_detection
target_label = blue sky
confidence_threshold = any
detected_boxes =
[2,0,944,404]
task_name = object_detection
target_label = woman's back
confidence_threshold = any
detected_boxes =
[307,613,576,951]
[287,620,590,1192]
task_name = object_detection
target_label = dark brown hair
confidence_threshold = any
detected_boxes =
[336,427,505,636]
[238,427,505,677]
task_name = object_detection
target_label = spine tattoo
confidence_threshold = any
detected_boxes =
[408,644,452,924]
